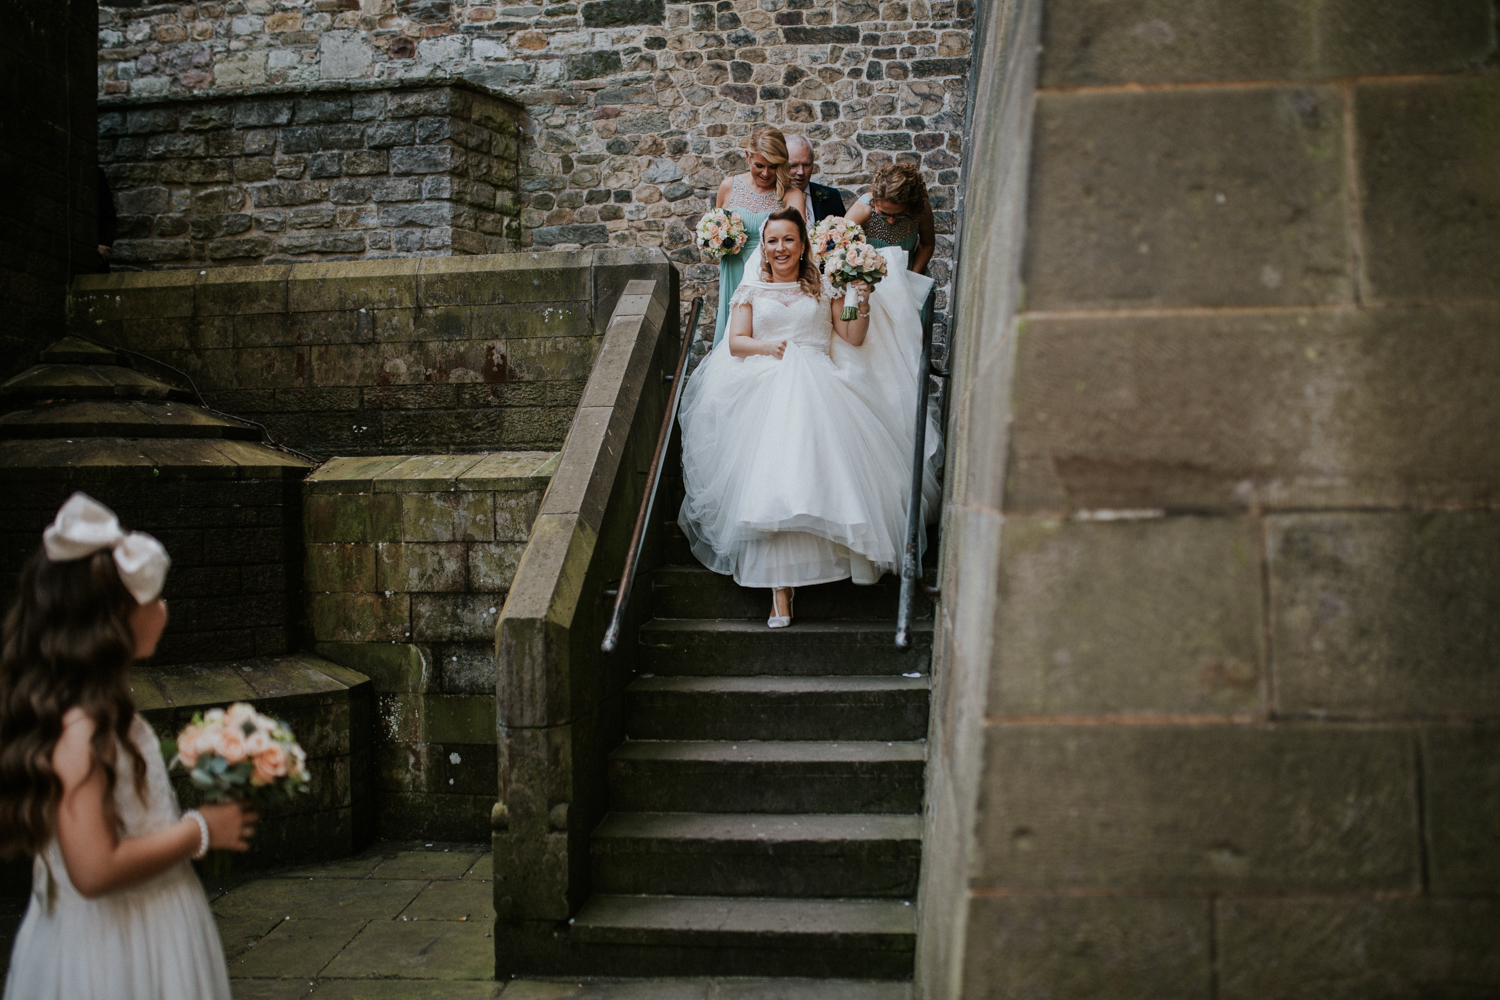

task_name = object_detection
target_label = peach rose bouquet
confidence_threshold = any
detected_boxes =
[167,703,310,807]
[696,208,748,260]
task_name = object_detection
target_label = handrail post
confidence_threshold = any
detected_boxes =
[601,296,705,653]
[895,288,939,650]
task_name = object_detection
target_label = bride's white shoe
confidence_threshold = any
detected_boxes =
[768,587,794,629]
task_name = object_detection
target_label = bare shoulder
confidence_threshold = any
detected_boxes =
[716,174,735,205]
[846,199,871,223]
[53,709,99,785]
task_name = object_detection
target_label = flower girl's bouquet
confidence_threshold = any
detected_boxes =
[167,703,310,807]
[821,239,889,320]
[696,208,748,260]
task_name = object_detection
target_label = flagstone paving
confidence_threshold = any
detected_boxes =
[0,841,910,998]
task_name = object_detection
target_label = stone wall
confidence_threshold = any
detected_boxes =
[924,0,1500,996]
[69,249,676,458]
[304,451,556,840]
[98,81,522,268]
[2,0,99,381]
[93,0,975,346]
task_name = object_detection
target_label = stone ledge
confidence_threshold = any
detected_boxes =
[98,75,523,111]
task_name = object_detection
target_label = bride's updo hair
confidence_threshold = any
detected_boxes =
[747,127,792,202]
[758,208,822,299]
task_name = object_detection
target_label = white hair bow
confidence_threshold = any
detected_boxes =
[42,493,171,605]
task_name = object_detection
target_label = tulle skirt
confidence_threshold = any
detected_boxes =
[4,852,232,1000]
[678,337,916,589]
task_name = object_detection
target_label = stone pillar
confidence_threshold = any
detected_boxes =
[97,81,521,269]
[925,0,1500,995]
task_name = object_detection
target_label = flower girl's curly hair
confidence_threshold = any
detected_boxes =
[0,548,148,858]
[758,207,823,299]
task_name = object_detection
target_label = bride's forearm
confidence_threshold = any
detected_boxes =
[729,335,767,357]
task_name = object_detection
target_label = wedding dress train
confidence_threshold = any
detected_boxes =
[678,246,941,590]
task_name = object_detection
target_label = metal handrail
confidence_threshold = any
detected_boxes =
[895,288,945,650]
[601,295,705,653]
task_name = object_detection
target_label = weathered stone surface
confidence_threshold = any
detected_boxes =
[1025,87,1350,309]
[963,896,1211,1000]
[1421,723,1500,895]
[992,516,1263,717]
[976,724,1419,891]
[1005,304,1500,511]
[1040,0,1497,87]
[1269,512,1500,716]
[95,83,521,267]
[1217,897,1500,1000]
[1357,77,1500,304]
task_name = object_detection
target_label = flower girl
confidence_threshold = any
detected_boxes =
[0,493,254,1000]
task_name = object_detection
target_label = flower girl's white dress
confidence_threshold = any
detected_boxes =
[678,247,941,588]
[4,715,232,1000]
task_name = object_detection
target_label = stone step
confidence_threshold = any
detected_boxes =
[591,812,922,898]
[650,565,934,621]
[609,740,925,814]
[567,894,915,979]
[638,619,933,676]
[626,676,930,741]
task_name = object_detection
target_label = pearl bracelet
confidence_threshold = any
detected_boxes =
[183,809,210,860]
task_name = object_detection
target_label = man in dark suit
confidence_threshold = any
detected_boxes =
[787,135,846,227]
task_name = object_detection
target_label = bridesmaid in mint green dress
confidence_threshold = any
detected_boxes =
[711,127,807,347]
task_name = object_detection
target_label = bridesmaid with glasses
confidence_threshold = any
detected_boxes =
[845,163,937,276]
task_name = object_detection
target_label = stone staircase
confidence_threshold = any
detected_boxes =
[563,517,933,979]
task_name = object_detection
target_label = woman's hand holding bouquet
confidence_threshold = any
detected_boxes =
[818,231,888,320]
[696,208,748,260]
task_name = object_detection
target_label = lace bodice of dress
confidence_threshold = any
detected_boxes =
[726,173,783,214]
[114,715,181,837]
[729,283,833,354]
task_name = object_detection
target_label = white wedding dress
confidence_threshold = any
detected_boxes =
[678,246,941,589]
[4,715,232,1000]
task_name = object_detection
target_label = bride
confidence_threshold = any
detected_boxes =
[677,207,941,627]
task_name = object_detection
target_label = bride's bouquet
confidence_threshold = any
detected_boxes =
[168,703,310,806]
[809,217,865,265]
[821,239,888,320]
[696,208,748,260]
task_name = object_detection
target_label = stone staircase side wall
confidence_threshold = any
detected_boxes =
[927,0,1500,996]
[305,451,559,842]
[69,247,675,458]
[97,82,522,269]
[493,271,680,943]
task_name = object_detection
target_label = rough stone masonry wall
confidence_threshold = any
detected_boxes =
[97,82,521,268]
[304,451,556,840]
[93,0,974,345]
[924,0,1500,997]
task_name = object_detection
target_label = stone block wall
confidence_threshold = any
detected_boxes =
[924,0,1500,996]
[98,81,521,268]
[70,249,674,458]
[0,472,310,668]
[2,0,99,381]
[92,0,974,346]
[303,451,557,840]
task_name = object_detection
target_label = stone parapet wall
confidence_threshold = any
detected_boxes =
[926,0,1500,996]
[303,451,557,840]
[70,249,674,458]
[93,0,973,346]
[99,81,521,268]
